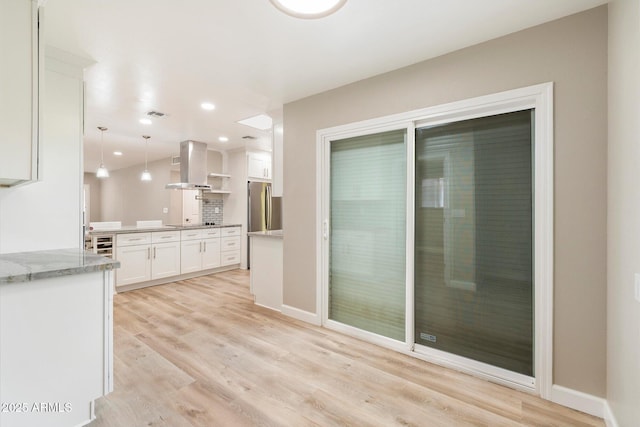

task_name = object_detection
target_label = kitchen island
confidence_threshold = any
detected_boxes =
[88,223,242,292]
[0,249,119,427]
[248,230,283,311]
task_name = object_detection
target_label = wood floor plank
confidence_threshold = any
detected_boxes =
[88,270,605,427]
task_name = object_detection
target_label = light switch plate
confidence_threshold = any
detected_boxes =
[162,207,169,214]
[635,273,640,303]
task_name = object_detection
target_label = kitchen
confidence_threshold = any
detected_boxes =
[0,0,638,426]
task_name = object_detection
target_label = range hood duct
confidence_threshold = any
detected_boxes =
[165,140,212,190]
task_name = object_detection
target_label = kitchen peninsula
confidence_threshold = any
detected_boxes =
[88,223,242,292]
[0,249,119,427]
[248,230,283,311]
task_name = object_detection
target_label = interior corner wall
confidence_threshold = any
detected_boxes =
[282,6,608,397]
[607,0,640,425]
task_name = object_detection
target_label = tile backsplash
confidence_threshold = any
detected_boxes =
[202,198,224,225]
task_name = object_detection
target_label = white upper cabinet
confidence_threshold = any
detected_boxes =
[0,0,41,187]
[247,151,272,181]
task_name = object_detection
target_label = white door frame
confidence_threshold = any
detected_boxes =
[316,82,554,399]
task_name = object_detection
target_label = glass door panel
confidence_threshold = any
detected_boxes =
[414,110,534,376]
[329,129,406,341]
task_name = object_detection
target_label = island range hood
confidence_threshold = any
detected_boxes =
[165,140,212,190]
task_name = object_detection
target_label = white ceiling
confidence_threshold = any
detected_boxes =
[44,0,608,173]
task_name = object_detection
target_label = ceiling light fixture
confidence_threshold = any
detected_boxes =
[139,118,152,125]
[141,135,152,181]
[113,151,123,156]
[201,102,215,111]
[269,0,347,19]
[218,136,229,142]
[237,114,273,130]
[96,126,109,178]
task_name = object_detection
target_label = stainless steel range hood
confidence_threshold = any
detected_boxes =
[165,140,212,190]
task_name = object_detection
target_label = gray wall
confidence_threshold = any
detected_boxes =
[283,7,607,397]
[84,173,102,223]
[100,150,223,226]
[607,0,640,425]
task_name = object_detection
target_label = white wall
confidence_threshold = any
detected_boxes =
[0,53,85,254]
[607,0,640,425]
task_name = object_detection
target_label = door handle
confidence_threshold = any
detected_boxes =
[153,247,156,259]
[147,247,151,259]
[323,220,329,240]
[204,241,207,252]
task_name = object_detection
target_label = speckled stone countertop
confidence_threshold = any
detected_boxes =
[247,230,283,239]
[88,224,242,235]
[0,248,120,284]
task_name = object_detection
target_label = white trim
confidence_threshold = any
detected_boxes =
[405,123,416,349]
[325,319,408,353]
[316,82,554,399]
[281,304,321,326]
[603,401,620,427]
[550,385,607,419]
[414,343,535,392]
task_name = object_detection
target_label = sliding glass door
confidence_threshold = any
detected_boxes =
[320,84,552,391]
[328,129,407,341]
[414,110,534,375]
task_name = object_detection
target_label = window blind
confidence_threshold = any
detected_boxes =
[329,129,406,341]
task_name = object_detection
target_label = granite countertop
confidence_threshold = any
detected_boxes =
[0,248,120,284]
[89,223,242,235]
[248,230,283,239]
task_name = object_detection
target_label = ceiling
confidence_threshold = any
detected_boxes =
[44,0,608,173]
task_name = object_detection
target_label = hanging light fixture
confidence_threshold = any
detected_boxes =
[96,126,109,178]
[269,0,347,19]
[140,135,152,181]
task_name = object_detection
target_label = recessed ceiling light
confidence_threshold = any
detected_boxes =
[270,0,347,19]
[237,114,273,130]
[218,136,229,142]
[113,151,123,156]
[139,118,152,125]
[201,102,215,111]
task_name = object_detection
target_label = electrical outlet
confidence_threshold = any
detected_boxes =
[215,207,220,214]
[162,207,169,214]
[635,274,640,303]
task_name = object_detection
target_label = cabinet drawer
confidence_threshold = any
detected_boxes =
[117,232,151,247]
[221,236,241,251]
[200,228,221,238]
[180,229,203,241]
[152,230,180,243]
[221,226,241,237]
[220,250,240,266]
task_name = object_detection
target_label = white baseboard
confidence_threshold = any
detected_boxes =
[281,304,321,325]
[603,401,620,427]
[550,385,606,419]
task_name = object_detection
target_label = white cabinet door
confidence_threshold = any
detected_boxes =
[201,238,221,270]
[180,239,202,273]
[116,245,151,286]
[0,0,40,186]
[248,152,272,180]
[151,241,181,280]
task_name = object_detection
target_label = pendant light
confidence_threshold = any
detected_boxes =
[140,135,152,181]
[96,126,109,178]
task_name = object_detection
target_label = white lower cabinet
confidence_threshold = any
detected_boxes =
[220,226,242,266]
[180,228,221,273]
[116,231,180,287]
[151,231,181,279]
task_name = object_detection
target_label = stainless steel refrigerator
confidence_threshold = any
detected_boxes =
[247,181,282,268]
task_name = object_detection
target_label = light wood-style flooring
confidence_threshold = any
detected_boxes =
[88,270,604,427]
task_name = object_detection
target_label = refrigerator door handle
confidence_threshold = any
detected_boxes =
[266,184,272,230]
